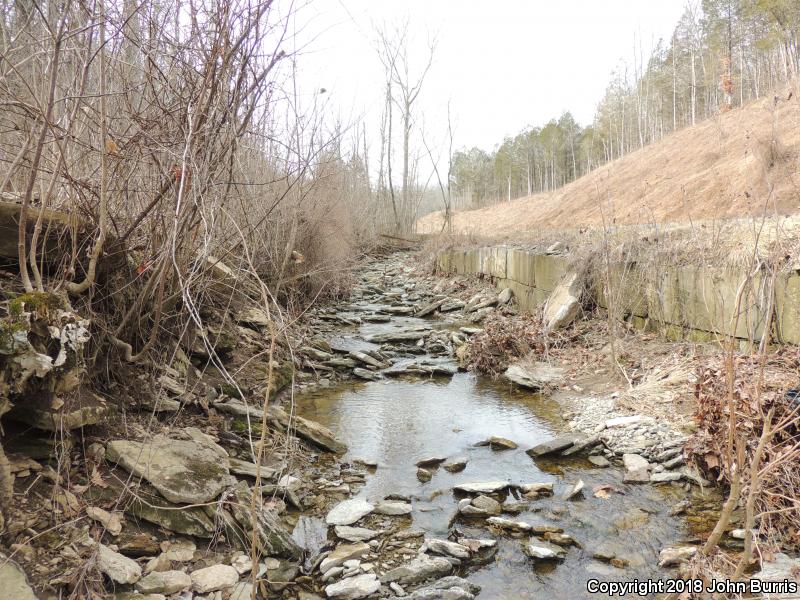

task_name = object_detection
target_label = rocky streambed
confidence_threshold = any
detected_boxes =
[289,253,726,599]
[0,251,735,600]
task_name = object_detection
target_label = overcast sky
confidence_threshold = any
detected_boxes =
[290,0,688,156]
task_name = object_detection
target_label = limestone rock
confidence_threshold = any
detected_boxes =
[135,570,192,595]
[380,553,453,585]
[543,272,582,330]
[334,525,379,542]
[319,543,370,574]
[453,481,509,494]
[190,564,239,593]
[106,434,232,504]
[442,457,468,473]
[504,363,565,390]
[374,501,412,516]
[424,539,471,559]
[324,573,380,599]
[658,546,697,568]
[325,498,374,526]
[527,435,579,457]
[268,406,347,454]
[524,541,565,561]
[0,554,37,600]
[487,516,532,533]
[97,543,142,584]
[622,454,651,484]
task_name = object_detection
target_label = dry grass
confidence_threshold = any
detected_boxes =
[419,80,800,238]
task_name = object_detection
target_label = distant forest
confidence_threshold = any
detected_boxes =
[451,0,800,208]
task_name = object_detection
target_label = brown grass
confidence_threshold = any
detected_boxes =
[419,81,800,237]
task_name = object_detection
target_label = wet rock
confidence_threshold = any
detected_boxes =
[486,517,532,533]
[622,454,651,484]
[416,299,446,317]
[320,543,370,574]
[543,532,578,547]
[501,500,529,514]
[417,468,433,483]
[588,455,610,468]
[407,576,481,599]
[543,272,582,330]
[563,479,585,500]
[135,570,192,595]
[190,564,239,593]
[334,525,379,542]
[269,406,348,454]
[453,481,509,494]
[326,498,374,526]
[484,436,517,450]
[374,501,412,516]
[527,435,579,457]
[469,495,501,515]
[97,543,142,584]
[324,573,380,599]
[416,456,446,468]
[353,368,381,381]
[424,539,471,559]
[504,363,565,390]
[106,434,232,504]
[524,541,566,561]
[381,553,454,585]
[368,331,428,343]
[650,472,682,484]
[442,457,468,473]
[349,350,388,369]
[658,546,697,568]
[0,554,37,600]
[517,482,554,496]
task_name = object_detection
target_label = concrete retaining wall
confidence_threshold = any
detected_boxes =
[437,246,800,344]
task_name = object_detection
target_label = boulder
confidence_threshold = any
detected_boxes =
[543,272,582,330]
[106,433,232,505]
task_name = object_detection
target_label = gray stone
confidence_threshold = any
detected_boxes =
[374,501,412,516]
[517,482,554,496]
[442,457,468,473]
[0,555,37,600]
[417,468,433,482]
[325,573,380,599]
[504,363,565,390]
[524,541,566,561]
[380,553,454,585]
[97,543,142,584]
[658,546,697,568]
[588,455,610,468]
[527,435,579,457]
[334,525,379,542]
[453,481,509,494]
[424,539,471,559]
[486,517,532,532]
[326,498,374,526]
[650,472,682,484]
[497,288,514,305]
[320,543,370,574]
[106,434,231,504]
[470,495,501,515]
[135,570,192,595]
[190,564,239,593]
[543,273,582,330]
[622,454,651,484]
[486,436,517,450]
[563,479,585,500]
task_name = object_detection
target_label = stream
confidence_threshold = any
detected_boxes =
[294,255,715,599]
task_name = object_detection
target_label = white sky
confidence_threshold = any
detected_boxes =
[290,0,687,156]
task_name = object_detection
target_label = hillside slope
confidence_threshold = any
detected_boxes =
[419,82,800,236]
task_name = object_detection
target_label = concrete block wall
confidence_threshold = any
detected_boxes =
[437,246,800,345]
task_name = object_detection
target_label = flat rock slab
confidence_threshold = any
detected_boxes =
[325,498,374,526]
[0,555,38,600]
[453,481,510,494]
[527,435,581,457]
[505,363,565,390]
[269,406,348,454]
[97,543,142,584]
[190,564,239,593]
[325,573,380,599]
[106,434,231,504]
[380,553,453,585]
[374,501,412,516]
[334,526,379,542]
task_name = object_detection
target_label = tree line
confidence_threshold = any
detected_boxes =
[450,0,800,210]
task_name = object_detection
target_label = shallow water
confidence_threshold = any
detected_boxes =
[296,295,713,598]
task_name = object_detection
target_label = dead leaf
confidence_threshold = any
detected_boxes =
[90,467,108,489]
